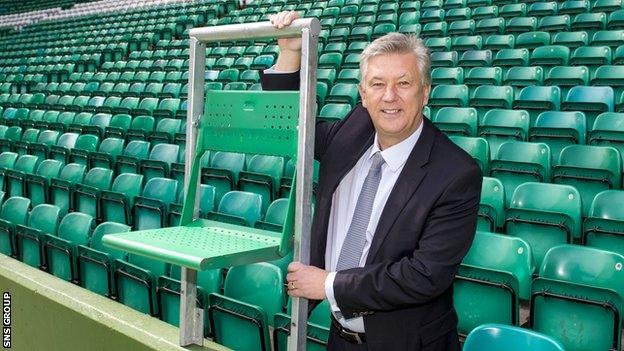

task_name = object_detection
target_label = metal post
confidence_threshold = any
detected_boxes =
[179,35,206,347]
[288,26,317,351]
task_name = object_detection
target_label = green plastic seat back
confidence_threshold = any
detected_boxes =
[318,103,351,121]
[562,86,614,126]
[20,129,40,143]
[264,198,289,226]
[0,152,17,169]
[506,182,582,268]
[109,114,132,129]
[98,137,125,156]
[59,163,86,183]
[584,190,624,256]
[123,140,150,158]
[74,134,99,152]
[205,151,246,203]
[1,196,30,225]
[36,130,60,145]
[479,109,530,157]
[27,204,61,235]
[449,136,489,174]
[433,107,478,137]
[56,133,79,149]
[142,177,178,205]
[57,212,94,245]
[217,191,263,227]
[477,177,504,231]
[13,154,39,174]
[90,222,131,259]
[148,143,179,165]
[530,111,587,160]
[36,159,63,179]
[83,167,113,190]
[491,141,551,206]
[463,324,565,351]
[554,145,622,216]
[130,115,155,132]
[4,126,22,141]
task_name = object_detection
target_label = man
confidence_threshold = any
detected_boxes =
[263,11,482,351]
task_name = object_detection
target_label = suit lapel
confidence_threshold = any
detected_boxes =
[365,118,437,264]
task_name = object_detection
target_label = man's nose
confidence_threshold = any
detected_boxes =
[382,85,398,101]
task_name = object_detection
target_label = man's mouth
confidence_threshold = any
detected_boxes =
[381,109,401,114]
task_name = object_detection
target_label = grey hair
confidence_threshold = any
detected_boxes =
[359,32,432,88]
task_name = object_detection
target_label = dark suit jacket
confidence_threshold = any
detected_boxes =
[261,71,482,351]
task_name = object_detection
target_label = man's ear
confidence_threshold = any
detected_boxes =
[422,84,431,106]
[358,83,367,108]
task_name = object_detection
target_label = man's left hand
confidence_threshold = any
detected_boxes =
[286,262,329,300]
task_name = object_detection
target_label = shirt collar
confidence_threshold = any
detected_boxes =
[369,120,424,172]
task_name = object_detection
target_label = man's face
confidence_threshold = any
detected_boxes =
[359,52,431,150]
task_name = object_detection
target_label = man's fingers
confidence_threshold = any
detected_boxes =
[283,10,297,25]
[287,261,304,272]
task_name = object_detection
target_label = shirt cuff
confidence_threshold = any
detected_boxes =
[324,271,343,318]
[263,65,298,74]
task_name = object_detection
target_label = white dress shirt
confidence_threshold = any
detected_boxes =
[324,123,423,333]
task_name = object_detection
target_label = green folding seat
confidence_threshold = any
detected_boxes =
[491,140,550,207]
[559,0,590,15]
[515,32,551,50]
[466,0,491,8]
[570,46,612,76]
[478,109,529,158]
[47,132,78,164]
[455,232,533,336]
[0,196,30,257]
[572,13,607,33]
[323,43,347,55]
[100,173,144,226]
[421,21,448,37]
[398,23,422,34]
[209,262,284,351]
[608,9,624,29]
[428,84,469,117]
[470,86,514,122]
[68,134,99,166]
[527,1,557,17]
[253,198,290,232]
[159,83,182,99]
[432,107,478,137]
[463,67,501,96]
[273,301,331,351]
[5,155,39,197]
[463,324,565,351]
[431,67,464,85]
[325,83,359,107]
[371,23,396,39]
[399,11,420,26]
[448,20,476,36]
[553,145,622,217]
[206,190,263,228]
[23,159,63,207]
[588,112,624,161]
[506,17,538,34]
[138,83,162,98]
[98,96,122,115]
[596,0,623,13]
[421,9,446,24]
[542,66,588,97]
[318,103,351,122]
[139,143,179,182]
[551,31,588,49]
[49,162,86,215]
[451,35,482,51]
[14,203,60,273]
[503,67,544,95]
[421,0,442,10]
[445,7,470,22]
[449,136,490,175]
[430,50,457,67]
[168,184,215,226]
[472,5,498,20]
[492,49,529,72]
[82,97,106,114]
[115,139,150,175]
[562,86,614,127]
[458,50,492,67]
[125,115,155,141]
[591,65,624,98]
[540,15,572,32]
[13,128,39,156]
[104,114,132,140]
[73,167,113,219]
[591,29,624,48]
[148,118,182,145]
[581,189,624,255]
[531,245,624,351]
[513,86,561,126]
[476,177,504,231]
[133,177,179,230]
[237,155,284,215]
[526,111,586,162]
[506,182,581,267]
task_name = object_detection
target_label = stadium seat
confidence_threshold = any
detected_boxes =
[505,182,582,268]
[552,145,622,216]
[0,196,30,257]
[133,177,179,230]
[24,159,63,206]
[428,84,469,116]
[583,190,624,256]
[74,167,114,219]
[455,232,533,336]
[529,111,587,161]
[513,86,562,126]
[588,112,624,161]
[470,86,514,121]
[449,136,490,175]
[463,324,565,351]
[431,67,464,85]
[5,154,39,197]
[206,191,263,227]
[432,107,478,137]
[531,245,624,351]
[115,251,170,316]
[49,163,86,214]
[202,151,246,205]
[44,212,95,282]
[544,66,589,97]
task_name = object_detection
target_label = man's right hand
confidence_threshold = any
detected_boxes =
[269,10,302,71]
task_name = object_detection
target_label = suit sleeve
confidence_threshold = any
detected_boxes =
[260,69,354,160]
[332,165,483,317]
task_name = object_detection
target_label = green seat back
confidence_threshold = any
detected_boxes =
[433,107,478,137]
[463,324,565,351]
[588,112,624,163]
[216,191,262,227]
[478,177,504,231]
[584,190,624,256]
[478,109,529,157]
[529,111,587,160]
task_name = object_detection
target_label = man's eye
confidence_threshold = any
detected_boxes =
[371,82,383,87]
[399,81,410,86]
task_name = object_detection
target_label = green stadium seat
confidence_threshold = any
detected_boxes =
[5,155,39,197]
[273,301,330,351]
[513,86,562,126]
[458,49,492,67]
[449,136,490,175]
[492,49,529,70]
[100,173,144,226]
[582,190,624,256]
[115,251,170,316]
[13,128,40,156]
[126,115,155,141]
[421,21,448,37]
[562,86,614,127]
[430,50,458,67]
[448,20,476,36]
[570,45,612,76]
[74,167,113,219]
[530,45,570,69]
[133,177,179,230]
[463,324,565,351]
[503,66,543,94]
[527,111,586,161]
[591,29,624,48]
[527,2,558,17]
[209,262,284,351]
[475,18,505,35]
[325,83,359,107]
[470,85,514,121]
[608,9,624,29]
[544,66,589,96]
[238,154,284,215]
[592,0,624,13]
[14,203,60,271]
[506,16,538,34]
[506,182,582,267]
[531,245,624,351]
[431,67,464,85]
[591,65,624,97]
[318,103,351,122]
[553,145,622,216]
[572,13,607,32]
[206,191,263,227]
[515,31,551,49]
[455,232,533,336]
[421,9,445,24]
[24,159,63,207]
[476,177,503,231]
[139,143,179,182]
[588,112,624,161]
[202,151,246,205]
[0,196,30,257]
[552,31,589,49]
[478,106,522,142]
[539,15,571,32]
[44,212,94,282]
[446,7,470,21]
[432,107,478,137]
[490,141,550,206]
[428,84,469,117]
[49,162,86,215]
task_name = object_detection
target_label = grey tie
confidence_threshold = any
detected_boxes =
[336,152,385,271]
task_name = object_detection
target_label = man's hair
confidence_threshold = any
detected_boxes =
[359,32,432,88]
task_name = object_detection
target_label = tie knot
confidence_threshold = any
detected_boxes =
[370,152,385,171]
